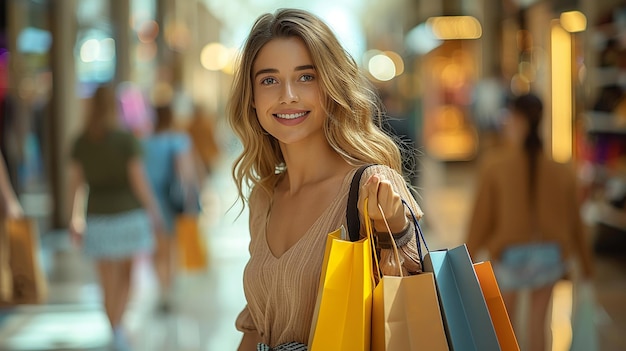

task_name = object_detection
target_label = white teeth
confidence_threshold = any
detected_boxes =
[275,112,307,119]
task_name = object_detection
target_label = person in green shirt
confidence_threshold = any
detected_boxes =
[68,84,163,351]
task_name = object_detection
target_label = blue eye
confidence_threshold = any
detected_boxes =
[261,77,277,85]
[300,74,314,82]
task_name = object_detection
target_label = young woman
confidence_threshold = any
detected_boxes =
[228,8,423,350]
[466,93,594,351]
[68,84,163,351]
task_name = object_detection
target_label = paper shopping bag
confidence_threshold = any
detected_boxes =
[175,214,207,271]
[5,217,47,305]
[372,273,450,351]
[0,221,12,302]
[308,227,373,351]
[474,261,519,351]
[424,244,500,351]
[371,200,449,351]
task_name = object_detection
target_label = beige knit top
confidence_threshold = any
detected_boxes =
[235,165,423,347]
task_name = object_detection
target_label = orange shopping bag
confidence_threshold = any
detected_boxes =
[474,261,520,351]
[175,214,207,271]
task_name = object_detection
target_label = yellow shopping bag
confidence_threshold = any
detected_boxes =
[175,215,207,271]
[308,166,375,351]
[308,227,373,351]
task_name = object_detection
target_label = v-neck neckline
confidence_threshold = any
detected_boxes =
[263,167,358,260]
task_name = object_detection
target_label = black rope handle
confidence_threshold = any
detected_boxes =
[346,164,374,242]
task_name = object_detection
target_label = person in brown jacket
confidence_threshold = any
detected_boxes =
[466,93,594,351]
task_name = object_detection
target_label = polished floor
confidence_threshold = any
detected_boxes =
[0,155,624,350]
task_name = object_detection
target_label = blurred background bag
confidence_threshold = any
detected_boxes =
[4,217,47,305]
[176,214,207,271]
[0,222,13,302]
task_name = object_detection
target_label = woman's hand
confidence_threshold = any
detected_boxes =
[5,200,23,219]
[148,209,166,234]
[69,217,85,247]
[358,174,408,234]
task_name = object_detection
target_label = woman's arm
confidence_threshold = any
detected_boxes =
[174,147,201,212]
[238,332,262,351]
[0,152,23,218]
[68,161,86,244]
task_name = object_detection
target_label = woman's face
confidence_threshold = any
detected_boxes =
[251,37,326,146]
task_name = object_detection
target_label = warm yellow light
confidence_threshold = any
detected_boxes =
[560,11,587,33]
[221,48,238,75]
[551,21,572,163]
[200,43,230,71]
[383,51,405,77]
[427,16,482,40]
[368,54,396,81]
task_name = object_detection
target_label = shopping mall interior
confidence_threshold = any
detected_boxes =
[0,0,625,350]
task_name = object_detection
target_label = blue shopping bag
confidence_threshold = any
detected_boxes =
[423,244,501,351]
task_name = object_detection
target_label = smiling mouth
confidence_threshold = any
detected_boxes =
[274,112,308,120]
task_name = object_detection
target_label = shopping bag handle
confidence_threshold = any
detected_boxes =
[363,198,382,282]
[373,201,404,278]
[401,198,430,264]
[346,164,375,242]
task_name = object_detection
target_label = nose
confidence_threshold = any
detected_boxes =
[280,82,299,104]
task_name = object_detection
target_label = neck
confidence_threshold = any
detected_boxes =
[279,139,351,194]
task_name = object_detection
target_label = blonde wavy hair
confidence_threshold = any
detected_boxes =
[227,8,404,204]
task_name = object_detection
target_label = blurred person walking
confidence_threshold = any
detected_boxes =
[68,84,162,351]
[466,93,595,351]
[142,103,199,312]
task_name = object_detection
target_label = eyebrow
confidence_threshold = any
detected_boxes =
[254,65,315,79]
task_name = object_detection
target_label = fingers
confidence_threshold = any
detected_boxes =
[359,174,399,219]
[358,173,408,233]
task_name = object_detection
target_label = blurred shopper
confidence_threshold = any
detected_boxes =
[466,93,595,351]
[142,103,198,312]
[68,84,162,351]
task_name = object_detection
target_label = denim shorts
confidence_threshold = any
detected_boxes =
[493,242,566,292]
[83,209,154,259]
